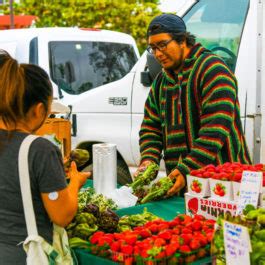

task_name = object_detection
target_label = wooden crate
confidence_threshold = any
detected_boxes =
[36,118,71,157]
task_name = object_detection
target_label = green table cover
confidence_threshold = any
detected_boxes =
[74,180,212,264]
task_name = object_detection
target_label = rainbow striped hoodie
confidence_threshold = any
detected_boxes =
[139,43,251,176]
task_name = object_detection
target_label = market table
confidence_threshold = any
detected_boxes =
[73,180,212,264]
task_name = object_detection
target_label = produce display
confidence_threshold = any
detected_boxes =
[68,161,265,264]
[88,214,215,264]
[212,205,265,264]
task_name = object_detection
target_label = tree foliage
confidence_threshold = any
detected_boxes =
[1,0,162,53]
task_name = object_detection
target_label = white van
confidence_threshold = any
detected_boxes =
[0,27,140,184]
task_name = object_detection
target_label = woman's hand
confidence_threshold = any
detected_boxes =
[67,161,91,188]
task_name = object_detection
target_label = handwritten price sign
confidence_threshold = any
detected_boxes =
[223,221,251,265]
[236,171,262,215]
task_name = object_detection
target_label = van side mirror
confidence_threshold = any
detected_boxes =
[140,53,162,87]
[141,71,153,87]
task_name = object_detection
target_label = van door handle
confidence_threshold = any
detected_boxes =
[72,114,77,136]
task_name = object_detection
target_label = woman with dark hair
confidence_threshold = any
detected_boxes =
[0,50,90,264]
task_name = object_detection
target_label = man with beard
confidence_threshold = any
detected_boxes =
[137,14,251,196]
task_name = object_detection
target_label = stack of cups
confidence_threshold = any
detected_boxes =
[92,143,117,197]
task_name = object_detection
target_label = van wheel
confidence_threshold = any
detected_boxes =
[82,159,132,186]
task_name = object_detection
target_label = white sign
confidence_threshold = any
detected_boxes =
[223,221,251,265]
[236,171,262,215]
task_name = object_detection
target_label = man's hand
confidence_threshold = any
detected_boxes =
[133,160,153,179]
[167,169,186,197]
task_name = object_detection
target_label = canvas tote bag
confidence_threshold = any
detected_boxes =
[18,135,74,265]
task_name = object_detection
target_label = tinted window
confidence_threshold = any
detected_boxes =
[29,37,38,65]
[183,0,249,72]
[49,41,138,95]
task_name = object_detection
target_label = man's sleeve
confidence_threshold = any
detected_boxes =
[177,57,237,175]
[139,76,163,165]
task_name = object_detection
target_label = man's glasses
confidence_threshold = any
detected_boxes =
[147,39,174,54]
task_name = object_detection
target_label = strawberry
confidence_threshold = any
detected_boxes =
[189,239,201,250]
[197,248,207,258]
[179,245,191,253]
[120,245,133,255]
[180,233,193,245]
[165,244,178,257]
[90,231,105,244]
[185,254,196,263]
[139,229,152,238]
[192,221,202,231]
[124,235,137,245]
[124,257,133,265]
[187,198,198,215]
[158,230,172,241]
[219,189,225,196]
[110,241,120,252]
[155,250,166,259]
[154,238,166,247]
[148,224,159,233]
[181,228,192,234]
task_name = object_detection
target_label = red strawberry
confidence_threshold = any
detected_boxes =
[189,239,201,250]
[180,233,193,245]
[165,244,178,257]
[179,245,191,253]
[154,238,166,247]
[139,229,152,238]
[158,230,172,241]
[124,257,133,265]
[219,189,225,196]
[110,241,120,252]
[120,245,133,255]
[192,221,202,231]
[148,224,159,233]
[197,248,207,258]
[155,250,166,259]
[195,186,201,193]
[90,231,105,244]
[187,198,198,215]
[124,235,137,245]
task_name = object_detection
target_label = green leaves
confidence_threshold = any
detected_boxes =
[2,0,162,53]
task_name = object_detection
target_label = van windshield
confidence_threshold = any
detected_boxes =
[183,0,249,72]
[49,41,138,95]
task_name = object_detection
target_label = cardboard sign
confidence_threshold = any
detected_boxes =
[223,221,251,265]
[185,193,237,220]
[236,171,262,215]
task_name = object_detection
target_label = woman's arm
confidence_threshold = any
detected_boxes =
[41,162,90,227]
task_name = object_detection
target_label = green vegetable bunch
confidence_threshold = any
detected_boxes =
[66,212,98,240]
[140,176,173,204]
[129,163,159,193]
[78,188,118,213]
[117,207,161,232]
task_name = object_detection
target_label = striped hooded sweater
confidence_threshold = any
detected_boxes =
[139,43,251,176]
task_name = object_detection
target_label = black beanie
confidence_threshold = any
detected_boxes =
[147,13,186,37]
